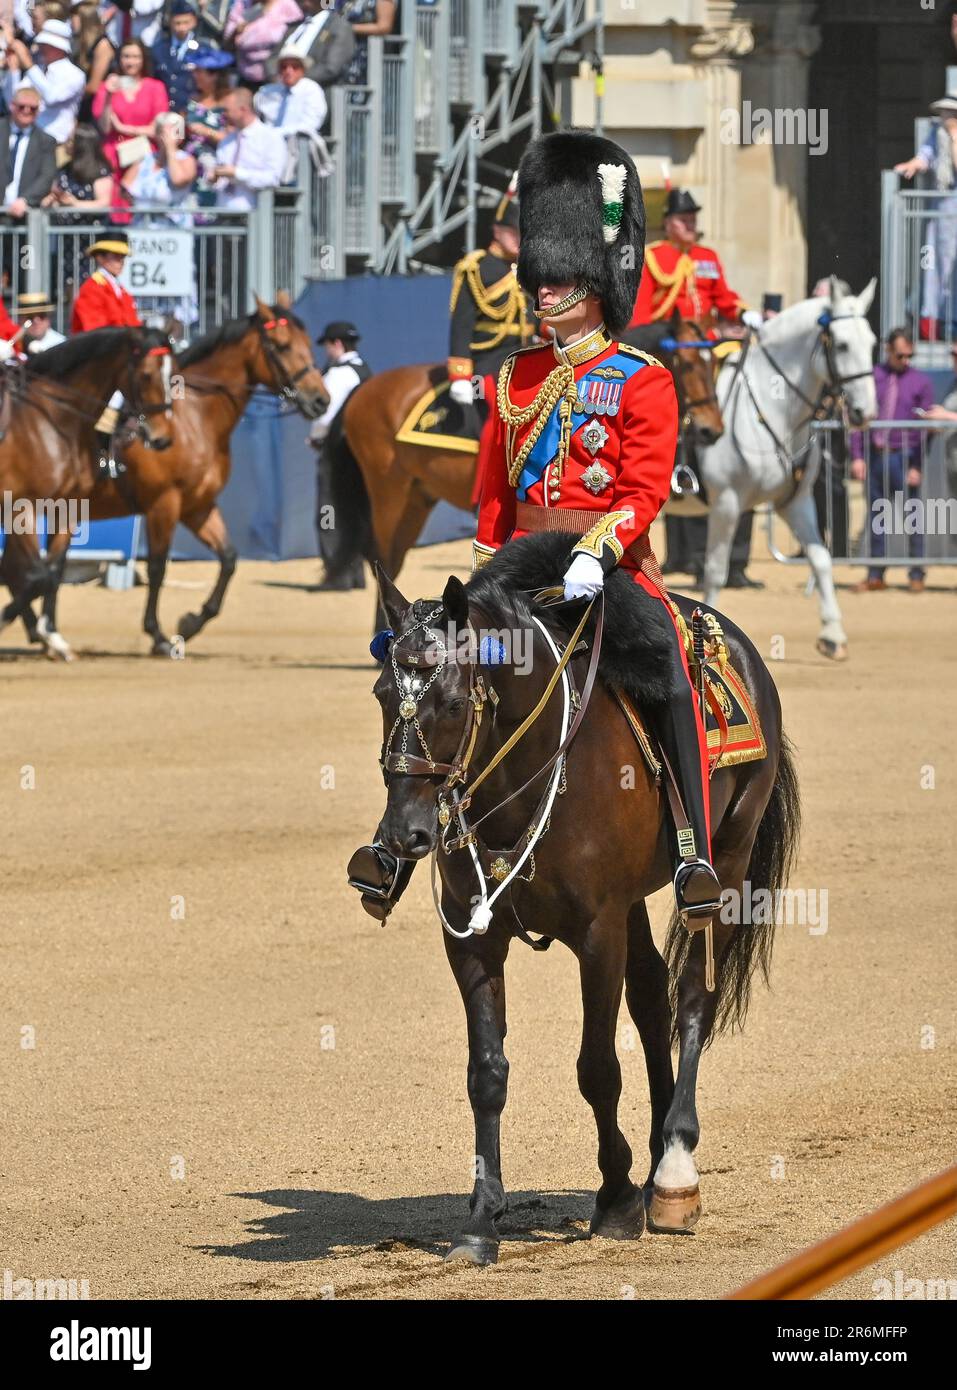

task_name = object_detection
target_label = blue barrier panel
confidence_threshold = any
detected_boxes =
[166,276,476,561]
[0,515,139,561]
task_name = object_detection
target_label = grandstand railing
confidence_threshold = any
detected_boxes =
[765,418,957,570]
[1,194,299,338]
[881,169,957,369]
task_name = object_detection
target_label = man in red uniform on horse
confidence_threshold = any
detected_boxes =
[629,187,760,335]
[71,231,144,472]
[349,129,722,924]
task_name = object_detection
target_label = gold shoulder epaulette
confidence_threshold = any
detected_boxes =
[618,344,664,369]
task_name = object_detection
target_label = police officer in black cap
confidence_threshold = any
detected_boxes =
[310,320,371,590]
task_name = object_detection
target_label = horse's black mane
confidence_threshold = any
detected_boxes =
[25,325,169,377]
[464,531,678,705]
[178,306,306,367]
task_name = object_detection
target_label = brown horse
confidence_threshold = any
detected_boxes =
[366,533,799,1263]
[0,325,176,652]
[324,314,724,592]
[3,295,329,659]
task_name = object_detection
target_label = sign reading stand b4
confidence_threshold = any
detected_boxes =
[120,232,193,298]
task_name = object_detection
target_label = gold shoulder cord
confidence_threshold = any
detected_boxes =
[467,259,527,351]
[497,355,577,487]
[645,244,696,322]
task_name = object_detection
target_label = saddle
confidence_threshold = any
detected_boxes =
[395,370,482,456]
[466,533,767,774]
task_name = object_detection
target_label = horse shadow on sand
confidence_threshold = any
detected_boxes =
[199,1188,594,1263]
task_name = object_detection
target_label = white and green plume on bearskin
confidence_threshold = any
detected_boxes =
[515,129,645,334]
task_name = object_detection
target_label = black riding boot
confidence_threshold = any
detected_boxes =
[646,680,722,921]
[347,843,416,921]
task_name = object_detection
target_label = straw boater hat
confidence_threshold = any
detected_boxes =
[86,232,131,258]
[16,292,57,317]
[516,128,645,335]
[929,93,957,116]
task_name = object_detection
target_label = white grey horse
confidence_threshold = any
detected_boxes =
[674,277,878,660]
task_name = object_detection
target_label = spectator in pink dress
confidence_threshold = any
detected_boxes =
[226,0,303,88]
[92,38,169,172]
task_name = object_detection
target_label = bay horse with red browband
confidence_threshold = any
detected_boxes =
[366,532,799,1264]
[1,295,329,659]
[0,325,176,654]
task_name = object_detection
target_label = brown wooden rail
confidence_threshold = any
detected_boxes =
[725,1166,957,1300]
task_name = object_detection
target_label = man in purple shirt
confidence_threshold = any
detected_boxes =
[850,328,933,592]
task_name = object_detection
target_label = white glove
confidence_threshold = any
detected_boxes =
[449,378,475,406]
[562,551,604,601]
[0,336,15,362]
[741,309,763,331]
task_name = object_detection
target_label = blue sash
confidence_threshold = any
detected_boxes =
[515,350,648,499]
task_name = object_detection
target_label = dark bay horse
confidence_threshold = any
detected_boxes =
[0,326,176,654]
[367,533,799,1264]
[326,315,724,589]
[2,295,328,659]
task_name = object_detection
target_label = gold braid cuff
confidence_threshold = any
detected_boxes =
[472,540,496,571]
[571,509,634,566]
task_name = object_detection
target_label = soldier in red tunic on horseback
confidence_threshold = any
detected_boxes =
[349,128,722,923]
[71,231,145,475]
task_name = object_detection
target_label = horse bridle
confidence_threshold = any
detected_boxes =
[755,312,871,423]
[660,325,721,430]
[728,311,872,474]
[123,342,173,442]
[256,315,322,415]
[378,596,604,867]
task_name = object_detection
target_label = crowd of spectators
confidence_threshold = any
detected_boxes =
[0,0,397,227]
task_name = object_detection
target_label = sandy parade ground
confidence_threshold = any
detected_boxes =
[1,523,954,1301]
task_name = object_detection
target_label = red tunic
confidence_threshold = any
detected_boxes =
[475,330,711,840]
[630,239,745,331]
[71,271,141,334]
[0,299,17,340]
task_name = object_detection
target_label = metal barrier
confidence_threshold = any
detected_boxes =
[1,193,300,337]
[882,169,957,369]
[765,418,957,571]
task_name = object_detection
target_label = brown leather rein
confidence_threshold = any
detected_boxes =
[379,591,606,860]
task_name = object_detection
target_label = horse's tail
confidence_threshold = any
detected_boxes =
[663,731,801,1041]
[323,408,374,578]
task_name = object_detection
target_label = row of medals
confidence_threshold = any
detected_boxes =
[545,389,616,504]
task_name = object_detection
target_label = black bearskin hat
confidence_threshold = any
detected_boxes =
[516,129,645,334]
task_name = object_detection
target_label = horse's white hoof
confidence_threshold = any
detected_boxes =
[36,617,75,663]
[816,637,848,662]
